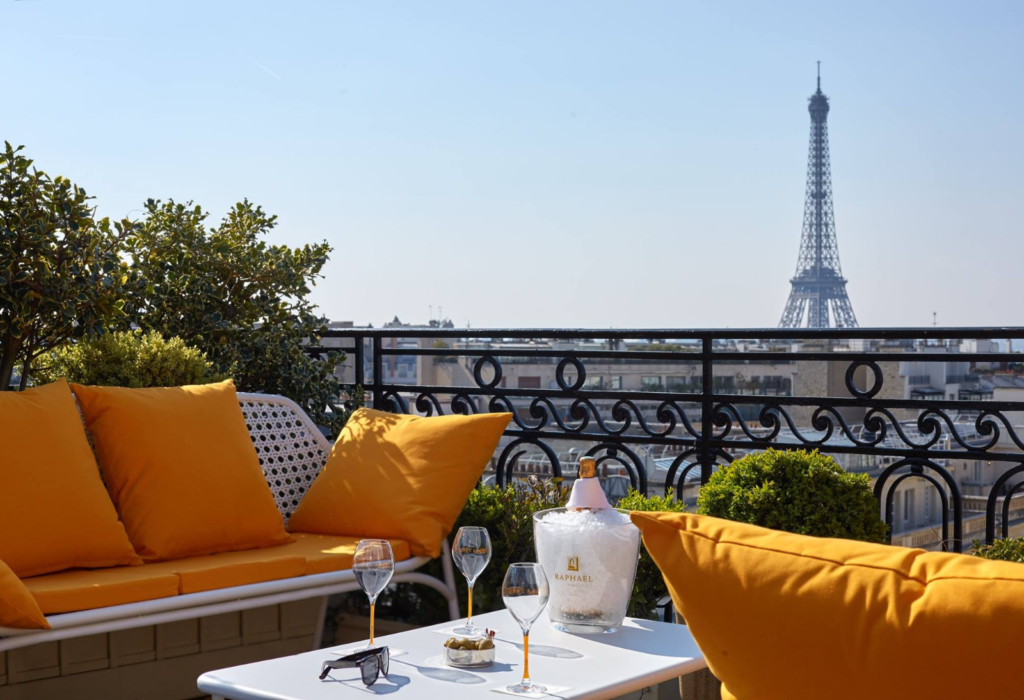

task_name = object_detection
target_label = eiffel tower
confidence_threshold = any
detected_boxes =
[779,64,858,328]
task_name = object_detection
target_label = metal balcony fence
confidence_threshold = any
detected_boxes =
[308,327,1024,553]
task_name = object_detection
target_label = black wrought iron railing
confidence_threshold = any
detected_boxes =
[308,327,1024,553]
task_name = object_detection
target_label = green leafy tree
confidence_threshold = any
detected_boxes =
[36,330,223,388]
[121,198,346,433]
[697,448,889,544]
[0,142,129,389]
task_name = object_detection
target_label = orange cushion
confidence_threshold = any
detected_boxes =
[0,381,140,578]
[143,548,306,594]
[20,534,415,616]
[23,566,179,615]
[0,559,49,629]
[287,533,412,575]
[631,511,1024,700]
[71,380,292,562]
[288,408,511,557]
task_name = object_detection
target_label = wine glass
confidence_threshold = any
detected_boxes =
[451,526,492,636]
[502,563,550,695]
[353,540,394,648]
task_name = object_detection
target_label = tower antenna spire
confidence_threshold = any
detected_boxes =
[817,61,821,91]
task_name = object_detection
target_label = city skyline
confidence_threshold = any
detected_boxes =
[3,1,1022,330]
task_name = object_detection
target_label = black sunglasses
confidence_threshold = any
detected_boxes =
[320,646,390,686]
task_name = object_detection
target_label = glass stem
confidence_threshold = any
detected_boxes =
[522,632,530,685]
[467,582,474,626]
[369,600,375,645]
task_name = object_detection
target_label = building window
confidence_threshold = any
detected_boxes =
[518,376,541,389]
[713,376,736,391]
[666,376,690,392]
[903,491,914,524]
[641,376,663,391]
[610,376,623,390]
[582,376,604,389]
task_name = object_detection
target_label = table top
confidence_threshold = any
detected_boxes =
[197,609,706,700]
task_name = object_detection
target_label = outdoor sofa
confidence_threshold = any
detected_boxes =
[0,380,509,699]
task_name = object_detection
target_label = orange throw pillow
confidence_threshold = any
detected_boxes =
[288,408,511,557]
[72,380,292,562]
[0,558,48,630]
[631,511,1024,700]
[0,381,139,578]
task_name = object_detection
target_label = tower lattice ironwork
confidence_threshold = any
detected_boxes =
[779,65,858,328]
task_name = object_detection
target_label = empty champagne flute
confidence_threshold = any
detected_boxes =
[451,526,492,636]
[353,540,394,648]
[502,563,550,695]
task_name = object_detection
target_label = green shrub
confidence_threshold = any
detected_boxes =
[449,477,570,617]
[972,537,1024,563]
[37,330,222,388]
[696,448,889,544]
[617,489,687,619]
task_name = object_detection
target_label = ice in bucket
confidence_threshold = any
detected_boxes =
[533,457,641,634]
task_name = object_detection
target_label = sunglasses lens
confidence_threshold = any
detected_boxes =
[361,656,380,686]
[380,647,389,677]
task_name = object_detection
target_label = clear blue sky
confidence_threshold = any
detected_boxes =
[3,1,1022,329]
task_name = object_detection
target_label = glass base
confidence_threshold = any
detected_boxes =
[506,681,546,694]
[451,624,485,638]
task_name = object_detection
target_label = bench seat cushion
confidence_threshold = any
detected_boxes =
[23,535,415,615]
[24,567,180,615]
[288,533,412,575]
[631,511,1024,700]
[144,549,306,594]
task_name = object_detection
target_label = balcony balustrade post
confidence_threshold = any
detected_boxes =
[700,336,713,485]
[372,336,383,410]
[354,335,364,388]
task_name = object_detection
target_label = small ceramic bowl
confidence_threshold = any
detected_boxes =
[443,644,495,668]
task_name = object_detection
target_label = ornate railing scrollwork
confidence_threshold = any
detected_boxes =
[381,391,409,414]
[845,360,883,399]
[555,356,586,391]
[495,437,562,486]
[985,463,1024,545]
[473,355,503,389]
[584,443,647,496]
[664,449,733,500]
[312,325,1024,552]
[874,458,962,552]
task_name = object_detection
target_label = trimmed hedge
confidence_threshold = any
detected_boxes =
[696,448,889,544]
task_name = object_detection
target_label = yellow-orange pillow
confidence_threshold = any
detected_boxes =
[0,558,49,630]
[72,380,291,562]
[631,511,1024,700]
[0,381,140,578]
[288,408,511,557]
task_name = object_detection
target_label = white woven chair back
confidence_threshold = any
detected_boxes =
[236,393,333,521]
